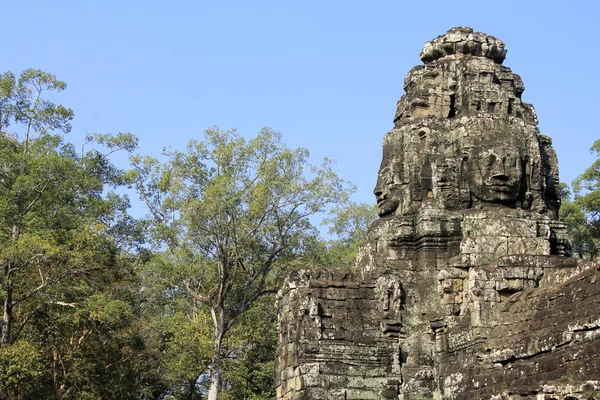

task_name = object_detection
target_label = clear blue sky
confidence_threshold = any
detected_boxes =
[5,0,599,216]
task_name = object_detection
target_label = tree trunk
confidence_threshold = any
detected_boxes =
[1,272,11,346]
[1,225,19,346]
[207,325,224,400]
[187,379,196,400]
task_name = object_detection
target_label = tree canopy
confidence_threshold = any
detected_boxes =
[130,127,353,399]
[0,68,407,399]
[0,69,149,399]
[561,139,600,259]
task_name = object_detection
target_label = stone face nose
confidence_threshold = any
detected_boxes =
[373,178,383,197]
[490,155,508,179]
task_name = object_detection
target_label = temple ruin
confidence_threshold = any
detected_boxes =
[275,27,600,399]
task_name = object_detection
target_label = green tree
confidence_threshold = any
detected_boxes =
[221,294,277,400]
[0,69,148,399]
[562,139,600,259]
[320,202,376,268]
[560,140,600,259]
[0,69,74,346]
[560,184,597,259]
[0,339,44,398]
[137,252,213,399]
[131,127,351,400]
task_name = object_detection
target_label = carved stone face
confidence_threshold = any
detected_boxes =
[374,137,404,217]
[467,148,523,205]
[374,164,402,217]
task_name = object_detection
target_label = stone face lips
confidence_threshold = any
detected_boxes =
[276,28,599,400]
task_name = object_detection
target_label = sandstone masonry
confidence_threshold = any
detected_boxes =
[276,27,600,400]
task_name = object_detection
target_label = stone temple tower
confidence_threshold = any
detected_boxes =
[276,28,600,399]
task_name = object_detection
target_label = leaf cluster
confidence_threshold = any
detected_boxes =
[562,139,600,259]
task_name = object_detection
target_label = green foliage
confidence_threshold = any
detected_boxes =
[132,126,353,399]
[320,202,376,268]
[539,134,553,145]
[560,192,598,259]
[221,295,277,400]
[80,293,135,330]
[0,340,44,397]
[0,68,367,398]
[0,69,156,399]
[296,202,376,269]
[562,139,600,259]
[137,253,213,398]
[0,69,73,141]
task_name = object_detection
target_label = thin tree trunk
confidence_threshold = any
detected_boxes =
[207,321,224,400]
[52,349,61,399]
[187,379,196,400]
[1,268,11,346]
[1,225,20,346]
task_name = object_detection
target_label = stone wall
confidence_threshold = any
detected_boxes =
[440,260,600,399]
[276,269,403,399]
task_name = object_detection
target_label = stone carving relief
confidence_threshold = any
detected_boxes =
[276,27,596,400]
[375,272,404,338]
[375,27,560,219]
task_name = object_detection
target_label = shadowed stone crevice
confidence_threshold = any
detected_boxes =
[275,27,600,400]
